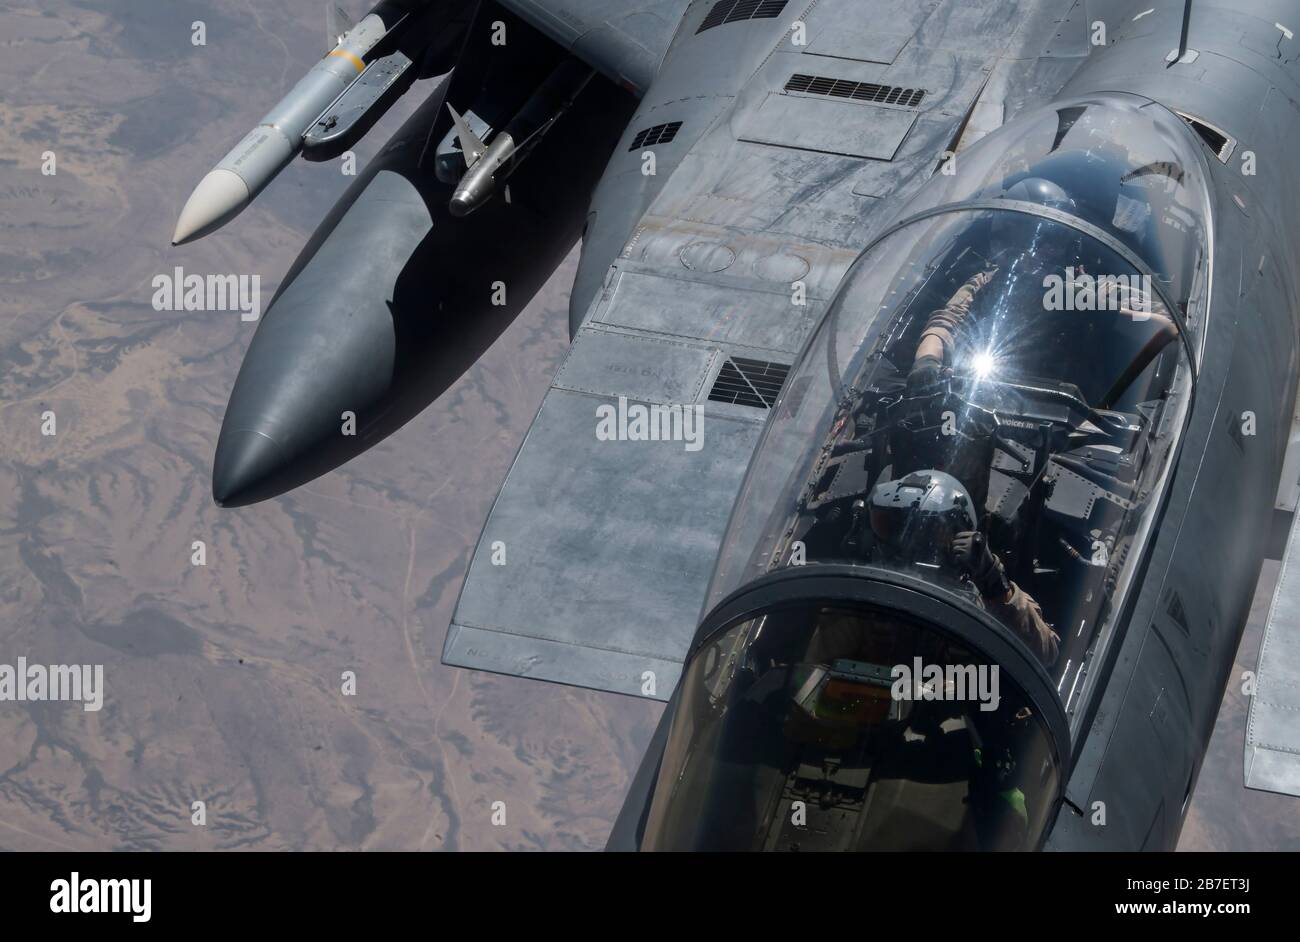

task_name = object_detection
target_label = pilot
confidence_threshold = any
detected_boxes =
[868,471,1060,666]
[907,177,1081,395]
[907,174,1178,398]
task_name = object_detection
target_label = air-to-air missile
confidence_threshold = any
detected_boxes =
[178,1,637,505]
[172,0,431,245]
[446,57,594,216]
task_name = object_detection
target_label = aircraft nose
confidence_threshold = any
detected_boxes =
[212,428,289,508]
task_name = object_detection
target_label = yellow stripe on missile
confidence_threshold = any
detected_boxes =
[328,48,365,73]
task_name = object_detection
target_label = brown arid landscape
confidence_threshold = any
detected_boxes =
[0,0,1295,850]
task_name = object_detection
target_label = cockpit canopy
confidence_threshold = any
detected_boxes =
[703,93,1211,729]
[643,93,1213,853]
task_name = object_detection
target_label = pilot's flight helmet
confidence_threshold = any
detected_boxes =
[989,176,1082,275]
[868,470,978,567]
[1003,176,1077,214]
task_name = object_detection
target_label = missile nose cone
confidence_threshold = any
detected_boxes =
[448,192,475,217]
[173,169,251,245]
[212,428,288,508]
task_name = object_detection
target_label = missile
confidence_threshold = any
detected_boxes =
[172,1,422,246]
[446,104,503,217]
[447,58,594,217]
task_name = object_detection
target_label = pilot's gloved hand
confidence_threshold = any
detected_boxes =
[951,531,1011,600]
[907,354,944,396]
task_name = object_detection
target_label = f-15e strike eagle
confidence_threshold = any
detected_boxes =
[174,0,1300,850]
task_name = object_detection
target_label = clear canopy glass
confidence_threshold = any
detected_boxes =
[703,94,1212,726]
[898,92,1213,333]
[642,603,1061,851]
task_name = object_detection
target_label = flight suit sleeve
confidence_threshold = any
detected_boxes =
[918,269,997,362]
[1102,278,1171,323]
[990,583,1060,667]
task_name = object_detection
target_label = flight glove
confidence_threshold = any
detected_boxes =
[907,354,944,395]
[951,530,1011,600]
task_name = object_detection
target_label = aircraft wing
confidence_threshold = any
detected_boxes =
[497,0,692,94]
[1246,509,1300,797]
[444,0,1089,699]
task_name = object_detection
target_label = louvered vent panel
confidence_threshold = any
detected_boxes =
[785,73,926,109]
[708,357,791,408]
[629,121,683,151]
[698,0,789,34]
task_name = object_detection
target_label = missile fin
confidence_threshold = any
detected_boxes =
[326,2,354,48]
[447,103,487,167]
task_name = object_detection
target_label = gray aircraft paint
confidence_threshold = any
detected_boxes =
[184,0,1300,850]
[462,0,1300,850]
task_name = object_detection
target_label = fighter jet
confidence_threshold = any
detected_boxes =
[177,0,1300,850]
